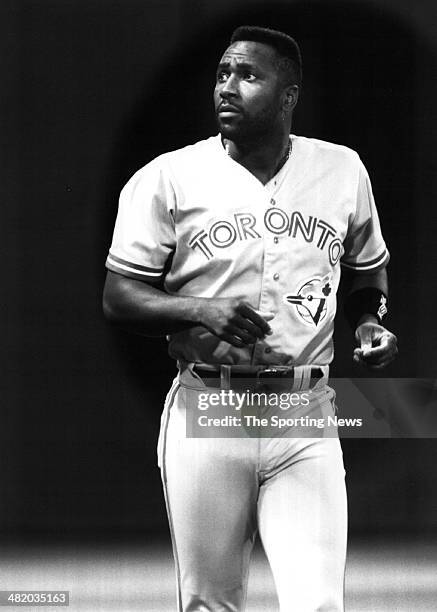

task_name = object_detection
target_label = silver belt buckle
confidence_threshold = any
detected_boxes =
[256,367,294,391]
[257,367,280,379]
[256,367,280,390]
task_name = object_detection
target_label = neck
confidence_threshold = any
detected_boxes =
[223,130,291,185]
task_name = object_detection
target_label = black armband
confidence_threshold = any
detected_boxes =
[343,287,388,330]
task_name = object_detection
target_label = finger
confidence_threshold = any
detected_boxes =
[226,324,257,345]
[360,335,373,353]
[355,352,396,369]
[222,333,245,348]
[353,351,367,367]
[354,348,381,367]
[240,304,273,333]
[355,324,377,352]
[365,336,398,361]
[360,345,389,360]
[238,303,272,335]
[361,341,398,364]
[353,353,362,364]
[233,314,267,339]
[255,310,275,322]
[382,335,398,353]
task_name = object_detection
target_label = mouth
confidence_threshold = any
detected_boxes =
[218,104,241,116]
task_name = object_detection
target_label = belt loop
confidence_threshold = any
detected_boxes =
[300,366,311,391]
[220,365,231,390]
[292,366,303,392]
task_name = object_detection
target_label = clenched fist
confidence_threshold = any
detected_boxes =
[354,319,398,369]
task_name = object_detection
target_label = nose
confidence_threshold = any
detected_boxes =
[219,74,238,99]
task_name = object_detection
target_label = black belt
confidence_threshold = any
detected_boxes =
[192,365,324,389]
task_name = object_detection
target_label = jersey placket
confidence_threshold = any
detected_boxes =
[219,137,295,366]
[252,186,288,365]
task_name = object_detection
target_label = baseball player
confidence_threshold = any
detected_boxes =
[103,26,398,611]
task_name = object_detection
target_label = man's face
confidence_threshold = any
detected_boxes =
[214,41,285,143]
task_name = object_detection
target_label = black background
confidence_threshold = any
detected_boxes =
[2,0,437,538]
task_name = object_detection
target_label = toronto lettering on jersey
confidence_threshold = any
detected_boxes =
[188,207,343,266]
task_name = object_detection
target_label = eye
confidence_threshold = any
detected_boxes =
[216,71,229,83]
[243,72,256,82]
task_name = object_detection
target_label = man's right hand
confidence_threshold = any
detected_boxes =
[197,298,274,347]
[103,272,274,342]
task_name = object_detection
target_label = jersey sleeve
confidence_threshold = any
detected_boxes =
[341,159,390,273]
[105,159,176,283]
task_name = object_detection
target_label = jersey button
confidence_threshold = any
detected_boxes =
[264,347,272,354]
[274,237,279,244]
[273,273,280,281]
[270,198,276,205]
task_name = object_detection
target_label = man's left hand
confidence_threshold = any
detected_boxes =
[354,320,398,369]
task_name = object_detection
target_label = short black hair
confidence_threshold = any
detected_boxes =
[230,25,302,86]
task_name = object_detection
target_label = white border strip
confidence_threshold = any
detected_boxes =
[106,255,162,276]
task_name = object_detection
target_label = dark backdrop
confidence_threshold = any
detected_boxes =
[2,0,437,537]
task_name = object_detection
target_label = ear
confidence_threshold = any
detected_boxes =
[282,84,299,113]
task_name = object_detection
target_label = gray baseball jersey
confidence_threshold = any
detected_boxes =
[106,134,389,366]
[106,134,389,611]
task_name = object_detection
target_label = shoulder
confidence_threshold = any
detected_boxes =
[292,135,363,170]
[141,135,221,175]
[164,135,221,160]
[119,136,220,191]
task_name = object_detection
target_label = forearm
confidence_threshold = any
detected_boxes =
[343,267,389,329]
[344,267,397,367]
[103,271,273,346]
[347,267,388,296]
[103,271,204,336]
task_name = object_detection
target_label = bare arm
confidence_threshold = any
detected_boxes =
[102,271,273,348]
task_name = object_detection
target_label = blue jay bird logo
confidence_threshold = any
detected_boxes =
[284,275,332,326]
